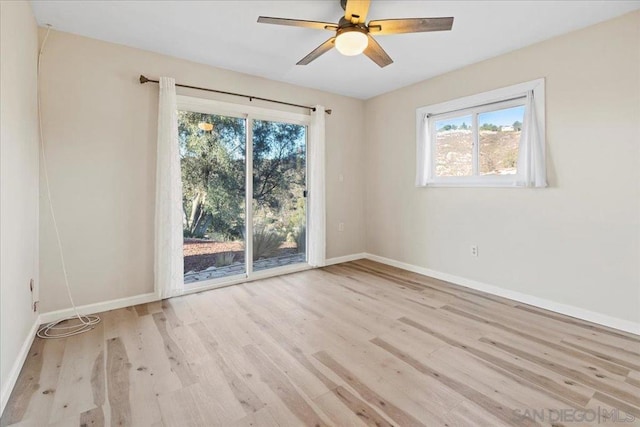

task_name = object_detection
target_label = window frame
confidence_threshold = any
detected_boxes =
[416,78,545,188]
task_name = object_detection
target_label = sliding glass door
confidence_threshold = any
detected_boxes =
[178,107,307,287]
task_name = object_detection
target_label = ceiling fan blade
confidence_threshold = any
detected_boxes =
[363,35,393,68]
[344,0,371,24]
[257,16,338,31]
[368,17,454,35]
[297,38,336,65]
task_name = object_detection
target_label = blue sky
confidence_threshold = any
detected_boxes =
[436,106,525,130]
[479,106,525,127]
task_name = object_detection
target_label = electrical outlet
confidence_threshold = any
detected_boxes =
[338,222,345,232]
[470,245,478,257]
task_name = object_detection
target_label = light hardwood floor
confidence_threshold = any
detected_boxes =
[2,260,639,426]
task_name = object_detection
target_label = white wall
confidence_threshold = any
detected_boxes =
[0,1,40,412]
[38,30,366,312]
[364,11,640,325]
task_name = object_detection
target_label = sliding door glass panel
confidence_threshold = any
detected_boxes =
[179,111,246,284]
[252,119,307,272]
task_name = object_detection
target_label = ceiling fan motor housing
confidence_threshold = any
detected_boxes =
[336,21,368,35]
[335,25,369,56]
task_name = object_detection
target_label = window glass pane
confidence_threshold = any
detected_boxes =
[435,115,473,177]
[252,119,307,272]
[478,105,525,176]
[179,111,246,285]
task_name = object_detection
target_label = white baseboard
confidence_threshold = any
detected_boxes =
[363,253,640,336]
[38,292,158,324]
[324,253,366,266]
[1,316,40,416]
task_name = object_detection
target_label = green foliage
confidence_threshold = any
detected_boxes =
[252,120,306,210]
[180,111,245,239]
[214,252,236,268]
[252,226,285,261]
[294,225,306,254]
[460,122,469,130]
[480,123,500,131]
[179,112,306,243]
[512,120,522,131]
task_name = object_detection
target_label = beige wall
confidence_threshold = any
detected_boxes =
[364,11,640,325]
[39,11,640,327]
[38,29,366,312]
[0,1,40,409]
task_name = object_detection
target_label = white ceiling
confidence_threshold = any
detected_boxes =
[31,1,640,99]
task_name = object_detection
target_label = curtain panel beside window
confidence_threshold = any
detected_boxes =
[516,90,547,187]
[415,113,431,186]
[155,77,184,298]
[308,106,326,267]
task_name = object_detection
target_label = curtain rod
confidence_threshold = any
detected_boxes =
[139,75,331,115]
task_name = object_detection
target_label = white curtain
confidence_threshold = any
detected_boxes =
[308,106,326,267]
[517,90,547,187]
[155,77,184,298]
[415,113,431,186]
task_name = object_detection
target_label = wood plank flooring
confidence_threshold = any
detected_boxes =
[2,260,639,426]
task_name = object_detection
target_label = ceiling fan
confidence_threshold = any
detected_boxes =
[257,0,454,68]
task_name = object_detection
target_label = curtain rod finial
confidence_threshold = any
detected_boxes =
[139,75,149,84]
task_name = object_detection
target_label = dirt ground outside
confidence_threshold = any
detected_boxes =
[183,238,297,272]
[436,129,520,176]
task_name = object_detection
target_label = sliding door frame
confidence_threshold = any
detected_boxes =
[176,96,311,295]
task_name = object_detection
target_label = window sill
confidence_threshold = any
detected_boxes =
[417,181,547,188]
[419,183,521,188]
[419,179,522,188]
[417,184,527,188]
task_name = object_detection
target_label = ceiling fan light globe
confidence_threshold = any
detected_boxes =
[335,30,368,56]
